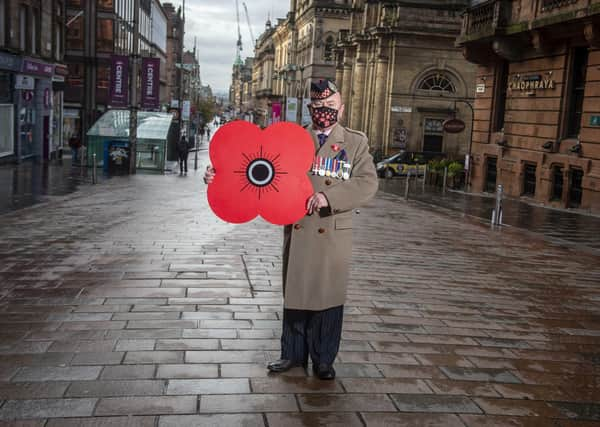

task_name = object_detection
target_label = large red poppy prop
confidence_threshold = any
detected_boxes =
[207,121,314,225]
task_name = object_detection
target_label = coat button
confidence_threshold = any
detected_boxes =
[294,224,301,230]
[325,179,332,185]
[318,228,326,234]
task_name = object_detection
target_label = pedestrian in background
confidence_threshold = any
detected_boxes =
[177,133,189,175]
[206,126,211,142]
[68,135,81,165]
[199,126,205,142]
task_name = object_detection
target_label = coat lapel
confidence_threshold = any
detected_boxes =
[315,124,344,158]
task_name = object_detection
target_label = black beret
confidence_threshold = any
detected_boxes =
[310,79,338,100]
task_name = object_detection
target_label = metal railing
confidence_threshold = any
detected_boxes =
[541,0,578,12]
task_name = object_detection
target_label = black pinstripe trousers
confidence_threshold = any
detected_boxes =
[280,305,344,366]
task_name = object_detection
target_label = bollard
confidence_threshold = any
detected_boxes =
[404,170,411,200]
[92,154,97,184]
[422,165,427,192]
[491,184,504,225]
[194,135,198,170]
[80,149,84,177]
[442,167,448,195]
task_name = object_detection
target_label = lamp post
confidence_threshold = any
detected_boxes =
[453,99,475,192]
[128,0,140,174]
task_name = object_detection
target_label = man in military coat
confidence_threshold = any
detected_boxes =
[204,80,378,380]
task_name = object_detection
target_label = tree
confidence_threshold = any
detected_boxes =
[196,98,216,126]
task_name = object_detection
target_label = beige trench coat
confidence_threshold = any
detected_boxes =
[282,123,378,311]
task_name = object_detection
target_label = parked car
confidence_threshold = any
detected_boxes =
[376,151,446,178]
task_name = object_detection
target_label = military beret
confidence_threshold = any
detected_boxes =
[310,79,338,100]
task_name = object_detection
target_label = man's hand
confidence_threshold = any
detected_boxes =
[203,166,215,184]
[306,192,329,215]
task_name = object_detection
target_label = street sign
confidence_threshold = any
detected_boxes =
[15,75,35,90]
[182,100,191,121]
[443,118,466,134]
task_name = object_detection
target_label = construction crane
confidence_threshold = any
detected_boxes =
[235,0,243,57]
[242,2,256,49]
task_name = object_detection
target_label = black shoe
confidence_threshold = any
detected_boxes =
[267,359,306,373]
[313,363,336,380]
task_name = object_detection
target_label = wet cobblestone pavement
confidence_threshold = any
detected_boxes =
[0,152,599,426]
[380,179,600,255]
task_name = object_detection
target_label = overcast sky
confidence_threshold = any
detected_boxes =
[170,0,290,95]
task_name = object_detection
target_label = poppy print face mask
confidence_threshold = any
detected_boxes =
[310,106,339,129]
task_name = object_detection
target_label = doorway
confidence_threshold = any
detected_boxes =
[568,168,583,208]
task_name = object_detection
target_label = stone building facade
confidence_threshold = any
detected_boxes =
[163,3,183,109]
[252,19,277,127]
[337,0,476,161]
[0,0,67,163]
[251,0,352,126]
[458,0,600,212]
[65,0,168,144]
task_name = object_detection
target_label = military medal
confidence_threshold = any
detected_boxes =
[318,157,326,176]
[325,157,331,177]
[342,162,351,180]
[312,157,319,175]
[336,161,344,179]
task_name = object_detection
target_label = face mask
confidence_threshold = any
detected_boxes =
[311,106,339,129]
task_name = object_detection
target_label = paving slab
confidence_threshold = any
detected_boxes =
[0,153,599,425]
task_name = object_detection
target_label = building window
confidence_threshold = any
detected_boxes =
[551,165,563,201]
[423,118,444,152]
[66,15,84,50]
[19,6,27,51]
[55,24,62,60]
[568,168,583,208]
[565,47,588,138]
[323,35,334,62]
[484,156,497,193]
[419,73,456,93]
[493,61,509,131]
[0,104,14,157]
[31,10,37,54]
[97,19,114,52]
[98,0,113,12]
[0,0,5,46]
[523,163,537,196]
[66,63,83,86]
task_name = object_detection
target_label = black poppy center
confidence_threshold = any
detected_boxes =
[247,159,274,187]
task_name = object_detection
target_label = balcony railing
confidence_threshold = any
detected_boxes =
[463,0,511,37]
[541,0,577,12]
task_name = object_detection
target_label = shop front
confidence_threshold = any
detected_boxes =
[0,52,21,163]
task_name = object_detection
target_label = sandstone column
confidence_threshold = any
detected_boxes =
[371,36,390,153]
[349,41,367,131]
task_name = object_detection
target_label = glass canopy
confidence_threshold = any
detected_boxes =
[87,110,174,140]
[86,110,174,172]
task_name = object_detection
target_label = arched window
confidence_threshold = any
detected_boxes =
[324,35,335,62]
[418,73,456,93]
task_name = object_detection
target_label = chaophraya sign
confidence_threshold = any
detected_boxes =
[508,74,555,91]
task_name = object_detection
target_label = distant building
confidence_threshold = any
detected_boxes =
[64,0,168,145]
[163,2,183,111]
[253,0,352,126]
[253,19,276,127]
[458,0,600,212]
[230,56,253,120]
[0,0,68,163]
[338,0,475,160]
